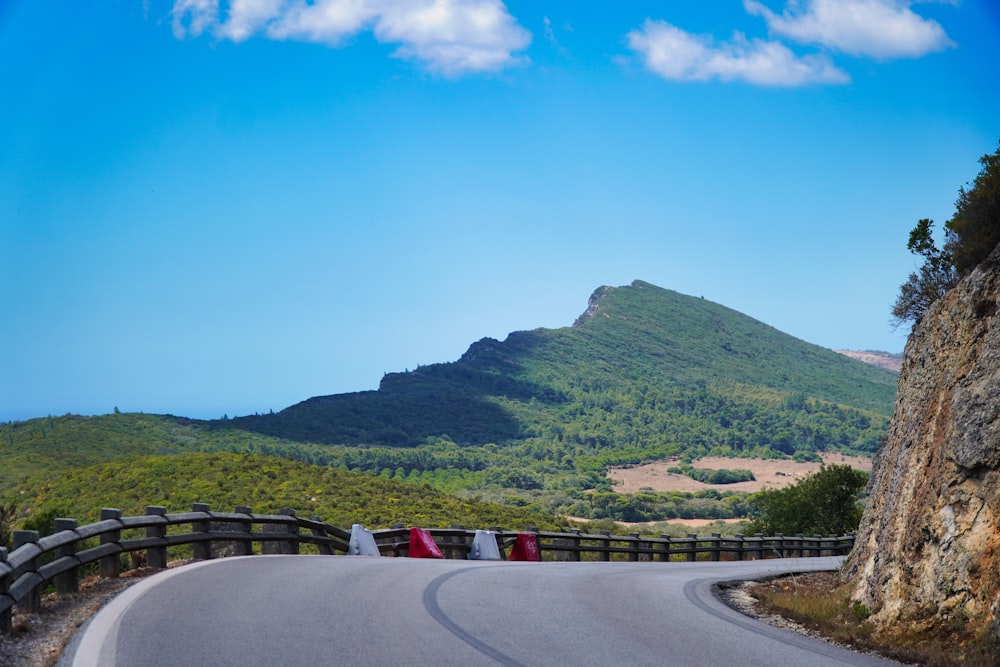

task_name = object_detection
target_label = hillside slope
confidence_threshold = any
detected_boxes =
[11,452,565,531]
[228,280,896,450]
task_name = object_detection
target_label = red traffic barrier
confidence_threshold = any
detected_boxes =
[408,527,444,559]
[509,532,540,561]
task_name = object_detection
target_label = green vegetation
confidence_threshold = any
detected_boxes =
[580,489,751,523]
[0,500,14,549]
[6,453,567,532]
[893,141,1000,325]
[667,465,756,485]
[747,464,868,535]
[2,281,894,523]
[0,413,209,490]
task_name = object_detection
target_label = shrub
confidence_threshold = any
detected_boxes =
[748,464,867,535]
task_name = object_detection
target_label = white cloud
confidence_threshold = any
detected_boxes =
[744,0,955,59]
[264,0,378,45]
[172,0,219,38]
[627,19,849,86]
[372,0,531,75]
[217,0,293,42]
[171,0,531,76]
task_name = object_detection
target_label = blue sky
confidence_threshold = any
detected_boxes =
[2,1,997,421]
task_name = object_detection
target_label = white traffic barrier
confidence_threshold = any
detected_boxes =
[468,529,501,560]
[348,524,381,556]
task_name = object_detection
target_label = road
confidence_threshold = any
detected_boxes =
[63,555,898,666]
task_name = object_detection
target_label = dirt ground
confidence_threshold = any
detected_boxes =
[607,453,872,494]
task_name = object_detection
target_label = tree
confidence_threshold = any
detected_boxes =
[891,219,957,326]
[893,142,1000,326]
[748,464,867,536]
[945,142,1000,276]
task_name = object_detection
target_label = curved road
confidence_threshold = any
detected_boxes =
[63,555,897,666]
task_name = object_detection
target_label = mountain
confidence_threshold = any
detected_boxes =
[227,280,896,450]
[2,280,897,522]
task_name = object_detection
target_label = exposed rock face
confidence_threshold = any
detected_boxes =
[572,285,610,327]
[844,247,1000,639]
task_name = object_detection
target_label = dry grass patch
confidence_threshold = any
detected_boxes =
[749,572,1000,667]
[608,453,872,494]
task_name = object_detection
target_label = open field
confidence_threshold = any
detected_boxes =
[607,453,872,494]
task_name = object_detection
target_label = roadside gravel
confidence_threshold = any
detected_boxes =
[0,570,153,667]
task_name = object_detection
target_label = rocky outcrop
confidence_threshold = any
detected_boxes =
[572,285,610,327]
[843,246,1000,640]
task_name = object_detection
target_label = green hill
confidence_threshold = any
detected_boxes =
[1,280,897,522]
[11,452,566,533]
[227,280,895,452]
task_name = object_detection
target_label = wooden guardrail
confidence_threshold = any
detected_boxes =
[0,503,855,634]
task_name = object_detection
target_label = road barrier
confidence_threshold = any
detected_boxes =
[0,503,855,634]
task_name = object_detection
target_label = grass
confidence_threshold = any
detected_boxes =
[749,572,1000,666]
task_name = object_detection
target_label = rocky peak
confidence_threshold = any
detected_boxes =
[573,285,612,327]
[843,244,1000,641]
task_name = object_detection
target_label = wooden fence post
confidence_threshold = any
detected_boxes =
[99,509,122,579]
[191,503,212,561]
[628,532,641,562]
[234,506,254,556]
[733,534,744,561]
[686,534,697,562]
[146,506,168,569]
[13,530,41,612]
[710,533,722,562]
[0,547,10,634]
[570,529,582,562]
[53,518,79,594]
[279,509,299,555]
[598,530,611,562]
[311,517,334,556]
[657,535,671,562]
[781,534,789,558]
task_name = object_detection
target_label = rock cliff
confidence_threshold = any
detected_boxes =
[844,245,1000,640]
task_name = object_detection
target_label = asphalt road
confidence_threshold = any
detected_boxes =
[63,555,898,666]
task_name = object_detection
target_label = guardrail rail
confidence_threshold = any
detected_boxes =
[0,503,855,634]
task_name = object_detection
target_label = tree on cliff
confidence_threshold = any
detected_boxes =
[892,141,1000,326]
[890,218,956,326]
[946,142,1000,275]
